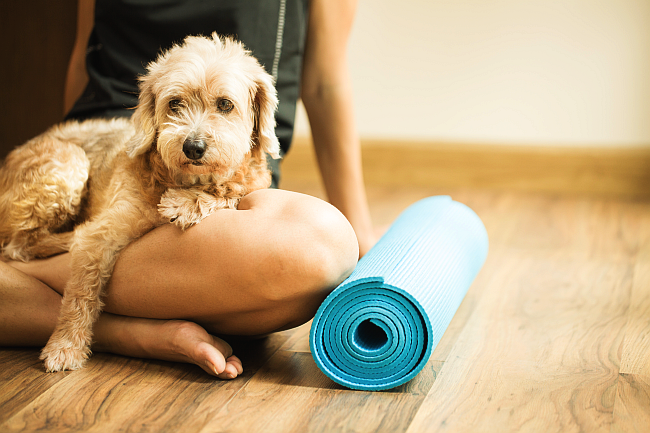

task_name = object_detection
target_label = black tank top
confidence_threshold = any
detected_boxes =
[67,0,309,186]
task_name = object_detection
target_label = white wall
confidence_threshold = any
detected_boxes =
[295,0,650,147]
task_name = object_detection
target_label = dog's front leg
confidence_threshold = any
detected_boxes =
[40,201,157,372]
[158,188,239,230]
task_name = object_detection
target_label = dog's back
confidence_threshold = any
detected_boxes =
[47,118,134,179]
[0,117,134,260]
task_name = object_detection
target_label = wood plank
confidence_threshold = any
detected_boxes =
[0,349,67,424]
[198,350,443,433]
[406,254,629,433]
[611,206,650,430]
[404,196,640,433]
[277,321,312,353]
[283,137,650,198]
[619,215,650,376]
[1,332,290,432]
[611,373,650,433]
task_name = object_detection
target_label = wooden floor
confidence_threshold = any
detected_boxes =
[2,149,650,432]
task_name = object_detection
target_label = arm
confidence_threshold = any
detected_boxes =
[64,0,95,115]
[300,0,376,257]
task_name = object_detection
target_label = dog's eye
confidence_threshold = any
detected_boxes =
[169,99,182,112]
[217,98,234,113]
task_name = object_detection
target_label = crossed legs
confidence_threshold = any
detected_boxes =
[1,189,359,378]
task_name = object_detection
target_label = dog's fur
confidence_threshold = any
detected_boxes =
[0,33,281,372]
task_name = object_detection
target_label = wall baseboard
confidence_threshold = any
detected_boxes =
[283,137,650,198]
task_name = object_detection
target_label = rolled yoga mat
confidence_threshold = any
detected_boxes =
[310,196,489,391]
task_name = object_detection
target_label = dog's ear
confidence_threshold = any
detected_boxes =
[127,71,158,158]
[252,73,281,159]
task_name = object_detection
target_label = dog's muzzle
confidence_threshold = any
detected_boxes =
[183,138,206,160]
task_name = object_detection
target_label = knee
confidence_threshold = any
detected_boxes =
[248,190,359,303]
[293,197,359,293]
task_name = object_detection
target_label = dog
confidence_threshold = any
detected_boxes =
[0,33,281,372]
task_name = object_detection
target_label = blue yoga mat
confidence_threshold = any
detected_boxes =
[310,196,489,390]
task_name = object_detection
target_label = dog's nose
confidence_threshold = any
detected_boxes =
[183,139,206,160]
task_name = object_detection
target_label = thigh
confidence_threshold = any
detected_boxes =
[104,188,358,334]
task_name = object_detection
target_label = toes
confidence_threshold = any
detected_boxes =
[194,340,243,379]
[161,320,243,379]
[228,355,243,376]
[229,355,244,376]
[204,359,225,377]
[210,336,234,359]
[215,356,243,380]
[198,342,226,375]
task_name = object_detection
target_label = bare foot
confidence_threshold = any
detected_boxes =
[93,315,243,379]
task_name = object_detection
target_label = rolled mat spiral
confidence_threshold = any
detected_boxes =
[310,196,489,390]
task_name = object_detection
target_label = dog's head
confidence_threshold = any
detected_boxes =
[127,33,280,177]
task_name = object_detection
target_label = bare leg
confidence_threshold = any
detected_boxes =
[4,189,358,374]
[0,261,242,378]
[14,189,359,334]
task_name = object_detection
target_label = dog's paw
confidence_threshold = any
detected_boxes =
[158,195,203,230]
[158,189,236,230]
[40,341,90,372]
[169,216,196,231]
[1,236,34,262]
